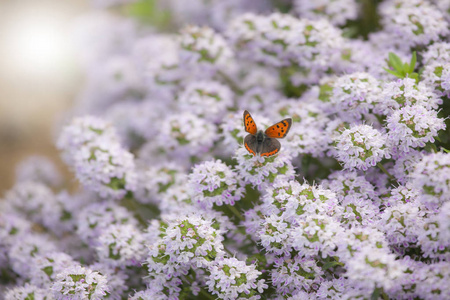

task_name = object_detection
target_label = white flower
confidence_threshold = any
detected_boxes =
[334,124,390,170]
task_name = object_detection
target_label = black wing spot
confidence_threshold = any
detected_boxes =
[277,125,280,128]
[278,133,281,137]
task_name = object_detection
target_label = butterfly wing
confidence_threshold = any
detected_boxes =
[264,118,292,139]
[243,110,257,135]
[244,134,258,156]
[260,137,281,157]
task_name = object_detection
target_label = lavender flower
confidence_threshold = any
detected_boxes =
[290,215,343,258]
[262,179,341,224]
[156,112,217,159]
[5,284,53,300]
[234,147,295,190]
[378,78,442,114]
[416,262,450,299]
[227,13,344,72]
[329,72,381,122]
[135,162,187,205]
[422,61,450,97]
[178,80,234,122]
[410,152,450,209]
[293,0,359,26]
[29,252,76,288]
[89,263,128,300]
[9,233,58,279]
[390,149,424,184]
[51,265,109,300]
[272,255,324,296]
[57,116,137,200]
[333,124,390,170]
[417,213,450,261]
[15,155,62,187]
[178,25,233,75]
[188,159,245,208]
[272,100,331,157]
[322,170,380,227]
[57,116,119,165]
[129,289,166,300]
[146,214,225,271]
[422,42,450,65]
[5,2,450,299]
[96,224,146,268]
[345,246,405,294]
[205,257,268,299]
[257,215,292,255]
[76,202,139,246]
[386,103,446,154]
[379,0,449,47]
[380,202,425,249]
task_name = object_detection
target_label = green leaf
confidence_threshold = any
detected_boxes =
[409,51,417,73]
[410,72,419,83]
[383,67,403,78]
[388,52,404,72]
[442,147,450,153]
[371,287,381,300]
[323,260,343,270]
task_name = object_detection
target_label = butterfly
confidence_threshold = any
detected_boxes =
[243,110,292,157]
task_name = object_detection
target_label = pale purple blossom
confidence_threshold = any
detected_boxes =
[334,124,390,170]
[51,265,109,300]
[206,257,268,299]
[188,159,245,208]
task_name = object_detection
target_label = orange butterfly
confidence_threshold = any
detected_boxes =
[243,110,292,157]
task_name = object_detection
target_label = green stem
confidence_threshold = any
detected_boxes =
[376,163,395,182]
[430,143,438,153]
[199,287,215,300]
[227,205,245,222]
[223,245,234,257]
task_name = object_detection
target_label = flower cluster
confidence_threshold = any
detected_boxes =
[2,1,450,299]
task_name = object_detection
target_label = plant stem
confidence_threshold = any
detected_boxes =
[199,287,215,300]
[376,163,395,181]
[223,245,234,257]
[228,205,245,222]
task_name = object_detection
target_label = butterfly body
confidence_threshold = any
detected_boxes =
[243,110,292,157]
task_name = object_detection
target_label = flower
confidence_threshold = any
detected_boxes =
[51,265,109,300]
[15,155,62,187]
[96,224,147,268]
[188,159,245,208]
[178,80,234,122]
[410,152,450,209]
[156,112,217,159]
[333,124,390,170]
[271,255,324,296]
[234,147,295,190]
[206,257,268,299]
[378,78,442,114]
[5,284,53,300]
[293,0,359,26]
[76,202,139,247]
[330,72,381,122]
[379,0,449,47]
[178,25,233,75]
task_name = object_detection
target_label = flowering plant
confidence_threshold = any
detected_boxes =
[2,0,450,299]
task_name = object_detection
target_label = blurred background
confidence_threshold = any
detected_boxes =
[0,0,89,193]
